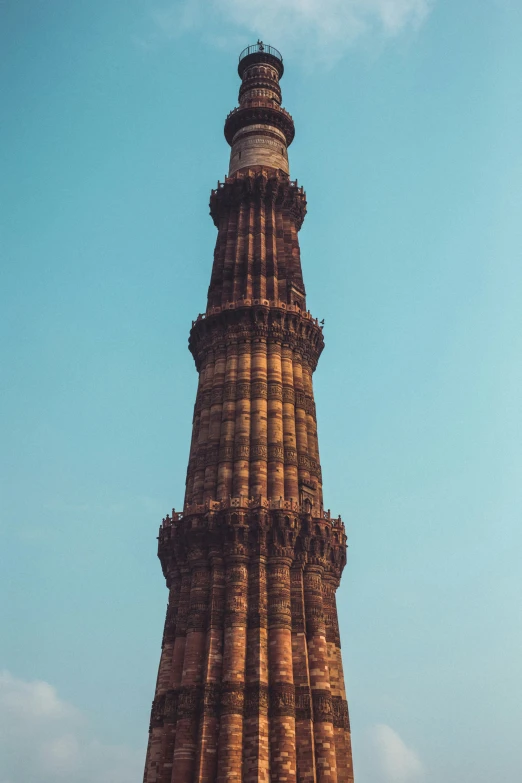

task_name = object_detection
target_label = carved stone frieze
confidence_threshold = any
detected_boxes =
[267,444,284,461]
[312,689,333,723]
[149,694,165,729]
[203,682,221,718]
[269,683,295,717]
[163,689,178,723]
[294,685,312,721]
[223,382,236,401]
[244,683,269,717]
[332,695,350,730]
[251,381,268,399]
[282,386,295,404]
[177,686,202,720]
[189,308,324,373]
[220,683,245,715]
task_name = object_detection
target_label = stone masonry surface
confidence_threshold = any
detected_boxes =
[143,43,355,783]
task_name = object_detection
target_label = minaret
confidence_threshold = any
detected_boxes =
[143,43,355,783]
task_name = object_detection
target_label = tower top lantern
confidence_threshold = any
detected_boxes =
[238,41,284,78]
[225,42,293,176]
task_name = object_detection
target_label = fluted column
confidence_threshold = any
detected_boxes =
[253,188,267,300]
[233,200,248,300]
[171,551,210,783]
[195,549,225,783]
[243,539,269,783]
[192,354,215,504]
[185,375,203,506]
[293,352,311,494]
[323,575,354,783]
[232,343,251,497]
[267,553,297,783]
[282,345,299,501]
[144,571,182,783]
[146,45,355,783]
[153,566,190,782]
[267,343,285,499]
[275,209,287,302]
[245,201,255,300]
[304,564,338,783]
[302,362,322,509]
[217,343,238,500]
[216,551,248,783]
[291,562,317,783]
[222,205,239,305]
[249,339,268,497]
[204,347,226,500]
[266,195,278,301]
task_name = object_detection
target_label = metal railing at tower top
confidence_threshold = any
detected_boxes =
[239,42,283,64]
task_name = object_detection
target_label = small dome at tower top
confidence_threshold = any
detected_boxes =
[238,41,284,79]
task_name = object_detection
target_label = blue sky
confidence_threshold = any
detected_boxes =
[1,1,521,781]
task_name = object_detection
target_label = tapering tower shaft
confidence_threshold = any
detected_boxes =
[144,43,354,783]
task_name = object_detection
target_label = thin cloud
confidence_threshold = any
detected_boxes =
[357,723,425,782]
[0,671,143,783]
[145,0,433,62]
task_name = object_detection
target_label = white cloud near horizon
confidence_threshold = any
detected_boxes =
[0,671,424,783]
[146,0,433,63]
[358,723,425,782]
[0,671,143,783]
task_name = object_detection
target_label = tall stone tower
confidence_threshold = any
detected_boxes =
[143,43,354,783]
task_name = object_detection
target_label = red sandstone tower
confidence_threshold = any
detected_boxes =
[143,43,354,783]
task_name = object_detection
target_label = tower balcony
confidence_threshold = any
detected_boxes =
[238,42,284,78]
[224,102,295,146]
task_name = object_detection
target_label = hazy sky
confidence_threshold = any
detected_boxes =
[1,1,521,781]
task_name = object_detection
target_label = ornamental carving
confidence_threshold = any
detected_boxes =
[269,683,295,717]
[294,685,312,721]
[250,444,268,459]
[268,567,288,581]
[282,386,295,404]
[267,383,283,400]
[177,686,202,720]
[226,594,246,613]
[332,696,350,730]
[295,391,306,408]
[284,447,298,465]
[244,683,269,717]
[251,381,268,398]
[204,445,219,466]
[186,609,208,631]
[304,574,322,592]
[227,565,248,583]
[220,683,245,715]
[163,689,178,723]
[223,383,236,401]
[312,690,333,723]
[149,694,165,729]
[267,445,284,461]
[191,568,210,586]
[219,443,234,461]
[210,387,223,404]
[236,382,251,399]
[203,682,221,718]
[189,309,324,373]
[234,443,250,459]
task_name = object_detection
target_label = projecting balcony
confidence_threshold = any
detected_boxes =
[239,43,283,63]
